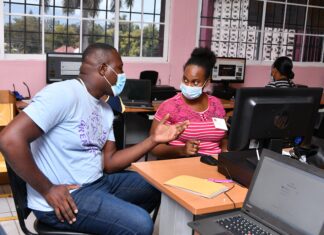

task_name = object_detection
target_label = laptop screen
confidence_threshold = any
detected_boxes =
[120,79,151,103]
[244,149,324,235]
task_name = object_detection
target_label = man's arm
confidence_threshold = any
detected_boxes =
[149,119,200,159]
[103,114,189,172]
[0,112,78,224]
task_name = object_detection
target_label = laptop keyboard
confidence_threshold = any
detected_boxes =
[216,215,273,235]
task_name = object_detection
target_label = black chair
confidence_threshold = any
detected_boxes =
[5,162,90,235]
[139,70,159,86]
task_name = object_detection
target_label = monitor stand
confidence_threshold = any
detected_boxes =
[212,82,236,100]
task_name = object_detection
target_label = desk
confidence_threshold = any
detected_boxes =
[131,157,247,235]
[124,99,234,113]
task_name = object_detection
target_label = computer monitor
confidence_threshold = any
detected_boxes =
[46,52,82,83]
[228,87,323,153]
[212,57,246,83]
[119,79,152,103]
[211,57,246,100]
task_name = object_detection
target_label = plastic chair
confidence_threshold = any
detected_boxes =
[139,70,159,86]
[5,162,91,235]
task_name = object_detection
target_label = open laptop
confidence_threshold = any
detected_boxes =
[188,149,324,235]
[120,79,153,109]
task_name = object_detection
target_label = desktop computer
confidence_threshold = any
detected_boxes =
[211,57,246,100]
[151,85,178,101]
[218,87,323,187]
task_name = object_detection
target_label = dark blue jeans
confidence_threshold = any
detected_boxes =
[33,171,161,235]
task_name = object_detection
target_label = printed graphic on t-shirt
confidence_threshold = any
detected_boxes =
[78,110,107,152]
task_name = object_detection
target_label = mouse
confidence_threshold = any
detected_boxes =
[199,154,218,166]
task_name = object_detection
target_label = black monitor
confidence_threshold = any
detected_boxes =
[211,57,246,100]
[228,87,323,153]
[46,52,82,83]
[119,79,152,103]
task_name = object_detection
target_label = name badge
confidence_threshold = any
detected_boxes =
[212,117,228,131]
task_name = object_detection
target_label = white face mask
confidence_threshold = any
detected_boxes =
[103,64,126,96]
[180,80,207,100]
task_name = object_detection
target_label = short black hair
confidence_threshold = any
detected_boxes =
[184,47,216,79]
[82,43,115,63]
[273,56,295,80]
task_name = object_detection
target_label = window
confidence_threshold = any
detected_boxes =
[2,0,168,58]
[198,0,324,63]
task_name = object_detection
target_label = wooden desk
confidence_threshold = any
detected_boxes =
[131,157,247,235]
[220,99,235,109]
[124,99,234,113]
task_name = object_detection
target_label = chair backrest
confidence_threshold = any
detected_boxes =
[113,113,125,150]
[139,70,158,86]
[5,162,36,235]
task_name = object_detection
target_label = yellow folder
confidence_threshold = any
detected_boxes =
[164,175,228,198]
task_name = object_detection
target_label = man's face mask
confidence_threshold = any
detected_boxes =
[103,64,126,96]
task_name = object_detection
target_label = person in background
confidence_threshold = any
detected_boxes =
[0,43,189,235]
[150,47,227,159]
[266,56,295,88]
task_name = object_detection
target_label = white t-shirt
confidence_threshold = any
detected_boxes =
[23,79,115,211]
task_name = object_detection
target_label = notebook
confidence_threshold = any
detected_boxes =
[119,79,153,109]
[164,175,228,198]
[188,149,324,235]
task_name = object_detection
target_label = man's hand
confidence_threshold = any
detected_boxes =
[152,114,189,143]
[44,184,80,224]
[183,140,200,156]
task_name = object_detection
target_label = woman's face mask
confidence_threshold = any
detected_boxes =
[180,80,207,100]
[102,64,126,96]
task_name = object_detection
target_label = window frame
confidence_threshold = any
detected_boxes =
[0,0,170,62]
[196,0,324,65]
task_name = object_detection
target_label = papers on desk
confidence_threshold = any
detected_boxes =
[164,175,228,199]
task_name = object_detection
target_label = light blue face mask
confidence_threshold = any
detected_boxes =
[180,81,206,100]
[103,65,126,96]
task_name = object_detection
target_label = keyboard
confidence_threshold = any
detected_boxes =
[216,215,272,235]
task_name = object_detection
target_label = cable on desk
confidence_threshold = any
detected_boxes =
[224,184,236,209]
[218,163,237,209]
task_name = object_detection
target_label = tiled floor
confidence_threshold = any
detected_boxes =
[0,184,37,235]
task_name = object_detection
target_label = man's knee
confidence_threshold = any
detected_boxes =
[126,208,154,235]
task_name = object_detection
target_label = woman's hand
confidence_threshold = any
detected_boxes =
[183,140,200,156]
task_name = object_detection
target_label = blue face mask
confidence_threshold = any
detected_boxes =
[103,65,126,96]
[180,82,206,100]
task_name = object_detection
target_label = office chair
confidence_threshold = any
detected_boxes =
[5,162,91,235]
[139,70,159,86]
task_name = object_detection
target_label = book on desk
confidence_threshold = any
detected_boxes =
[164,175,228,199]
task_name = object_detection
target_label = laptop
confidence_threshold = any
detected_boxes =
[188,149,324,235]
[120,79,153,109]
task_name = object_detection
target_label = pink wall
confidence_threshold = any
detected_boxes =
[0,0,323,97]
[239,65,324,88]
[0,60,46,98]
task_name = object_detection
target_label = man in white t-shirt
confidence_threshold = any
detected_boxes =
[0,43,189,235]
